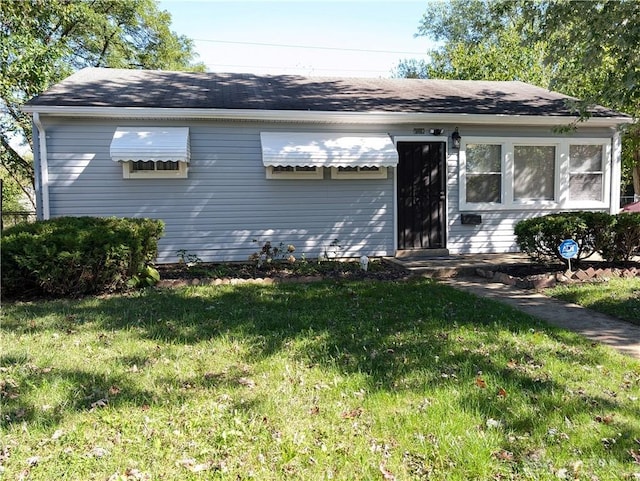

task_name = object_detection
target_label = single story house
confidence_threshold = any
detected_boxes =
[23,67,630,263]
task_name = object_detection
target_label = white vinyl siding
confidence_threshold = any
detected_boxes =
[43,120,395,263]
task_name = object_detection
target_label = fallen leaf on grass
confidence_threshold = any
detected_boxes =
[87,446,109,458]
[308,406,320,415]
[341,407,363,419]
[379,463,396,480]
[107,468,151,480]
[497,387,507,398]
[595,414,614,424]
[177,458,212,473]
[493,450,513,461]
[629,449,640,465]
[475,377,487,388]
[90,398,108,410]
[238,377,256,389]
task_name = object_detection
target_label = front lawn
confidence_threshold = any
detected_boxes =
[547,277,640,326]
[2,279,639,480]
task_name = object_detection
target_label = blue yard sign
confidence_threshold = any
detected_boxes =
[559,239,579,259]
[559,239,579,271]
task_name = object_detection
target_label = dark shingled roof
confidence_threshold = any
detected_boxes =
[25,67,626,118]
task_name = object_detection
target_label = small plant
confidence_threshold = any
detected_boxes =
[176,249,202,267]
[249,239,296,268]
[321,238,342,261]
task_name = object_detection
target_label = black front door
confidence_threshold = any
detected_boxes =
[397,141,446,250]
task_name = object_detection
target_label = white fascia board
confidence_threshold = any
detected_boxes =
[21,105,632,128]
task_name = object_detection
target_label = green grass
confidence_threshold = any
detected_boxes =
[2,279,639,480]
[547,277,640,325]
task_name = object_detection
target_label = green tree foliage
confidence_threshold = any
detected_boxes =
[397,0,640,195]
[395,0,551,84]
[0,0,205,206]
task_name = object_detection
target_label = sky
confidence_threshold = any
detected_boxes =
[157,1,434,77]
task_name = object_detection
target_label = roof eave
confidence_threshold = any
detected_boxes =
[21,105,632,127]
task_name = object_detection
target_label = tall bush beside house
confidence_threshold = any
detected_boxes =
[1,217,164,298]
[514,212,612,264]
[598,213,640,262]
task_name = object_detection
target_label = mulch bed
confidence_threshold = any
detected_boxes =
[155,259,412,287]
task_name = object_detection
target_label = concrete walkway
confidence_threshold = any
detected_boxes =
[391,254,640,360]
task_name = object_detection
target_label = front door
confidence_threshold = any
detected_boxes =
[397,141,446,250]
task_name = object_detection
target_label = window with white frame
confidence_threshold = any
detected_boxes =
[569,144,604,201]
[465,143,502,203]
[265,165,323,179]
[513,145,556,201]
[110,127,190,179]
[330,165,387,179]
[460,137,610,211]
[122,160,188,179]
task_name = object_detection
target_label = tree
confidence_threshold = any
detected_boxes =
[398,0,640,198]
[0,0,205,208]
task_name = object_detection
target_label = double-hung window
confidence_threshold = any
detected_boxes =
[464,143,502,203]
[569,144,605,202]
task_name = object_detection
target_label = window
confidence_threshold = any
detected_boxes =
[569,144,604,201]
[465,144,502,203]
[260,132,398,180]
[110,127,190,179]
[460,137,610,211]
[513,145,556,201]
[265,165,323,179]
[122,160,188,178]
[330,165,387,179]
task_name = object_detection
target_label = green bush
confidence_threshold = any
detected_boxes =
[514,211,612,264]
[1,216,164,298]
[598,212,640,262]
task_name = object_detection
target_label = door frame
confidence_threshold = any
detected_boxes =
[393,136,450,253]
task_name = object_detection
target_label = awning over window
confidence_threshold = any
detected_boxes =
[260,132,398,168]
[110,127,190,162]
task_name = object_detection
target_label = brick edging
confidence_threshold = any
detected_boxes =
[475,266,640,290]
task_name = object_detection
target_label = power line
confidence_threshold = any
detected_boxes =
[193,38,428,56]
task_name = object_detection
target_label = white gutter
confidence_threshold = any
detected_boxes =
[21,105,632,128]
[32,112,50,219]
[611,129,622,214]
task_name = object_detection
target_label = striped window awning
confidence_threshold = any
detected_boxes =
[110,127,190,162]
[260,132,398,168]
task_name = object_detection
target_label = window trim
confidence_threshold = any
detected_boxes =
[265,165,324,179]
[122,160,189,179]
[459,137,611,211]
[567,141,609,204]
[463,142,503,205]
[330,166,388,179]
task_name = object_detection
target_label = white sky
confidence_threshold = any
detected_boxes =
[158,0,434,77]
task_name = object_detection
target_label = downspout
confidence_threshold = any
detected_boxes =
[610,128,622,214]
[33,112,50,219]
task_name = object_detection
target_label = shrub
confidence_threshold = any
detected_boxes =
[598,212,640,262]
[1,216,164,298]
[514,212,612,264]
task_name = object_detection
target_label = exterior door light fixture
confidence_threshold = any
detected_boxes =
[451,127,461,149]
